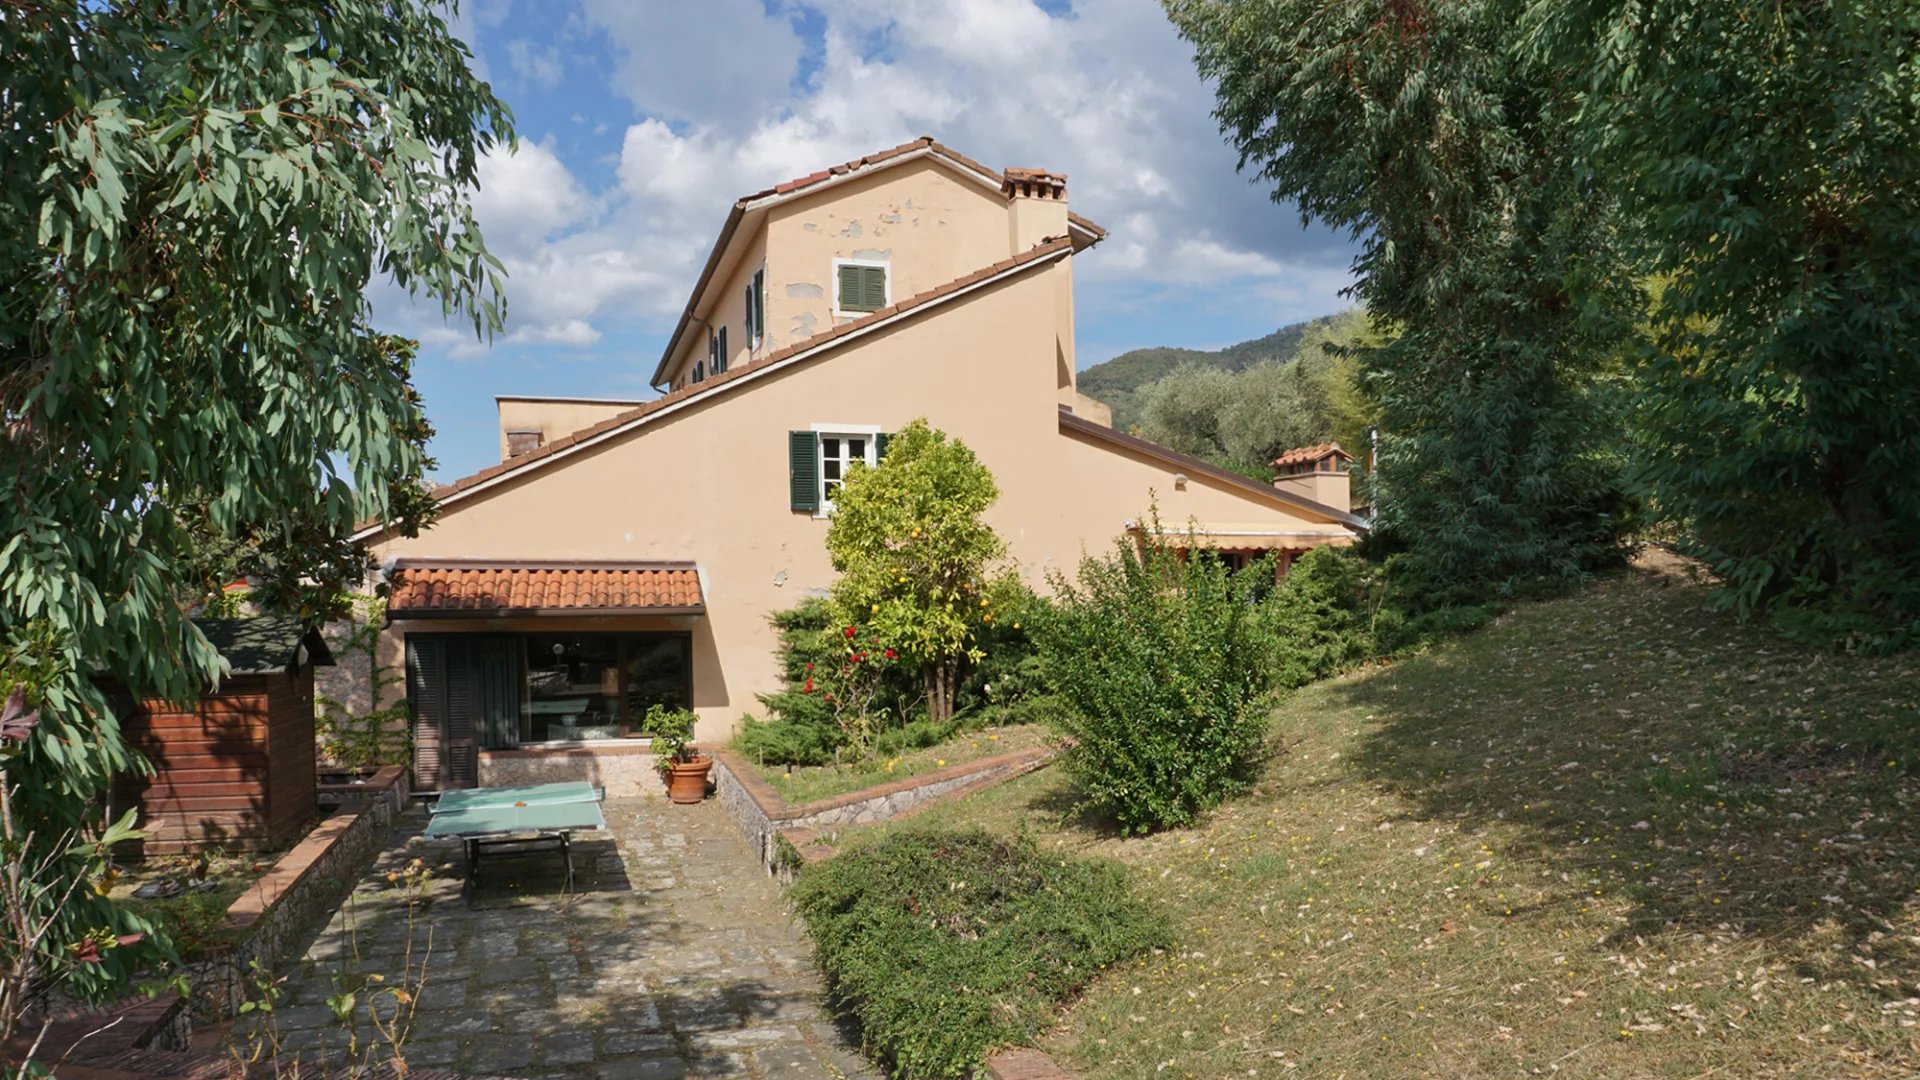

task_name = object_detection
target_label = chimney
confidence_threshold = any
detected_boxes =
[1003,167,1068,254]
[1271,444,1353,514]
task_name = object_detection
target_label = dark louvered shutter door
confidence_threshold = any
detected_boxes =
[407,637,446,791]
[789,430,819,512]
[861,266,886,311]
[875,432,891,462]
[444,643,479,789]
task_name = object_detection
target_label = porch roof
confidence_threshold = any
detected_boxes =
[387,559,705,617]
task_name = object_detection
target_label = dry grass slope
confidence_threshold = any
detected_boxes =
[915,552,1920,1078]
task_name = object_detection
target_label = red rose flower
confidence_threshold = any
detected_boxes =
[883,648,896,660]
[844,626,857,639]
[803,678,813,693]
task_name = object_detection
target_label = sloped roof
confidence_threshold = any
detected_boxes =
[1059,409,1367,530]
[195,617,335,676]
[1272,443,1352,468]
[387,560,704,616]
[650,136,1108,388]
[354,236,1077,540]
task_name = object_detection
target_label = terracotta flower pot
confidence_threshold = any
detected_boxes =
[664,754,713,804]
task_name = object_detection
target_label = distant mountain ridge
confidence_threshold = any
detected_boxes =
[1078,315,1340,430]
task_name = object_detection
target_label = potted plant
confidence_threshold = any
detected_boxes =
[647,704,711,804]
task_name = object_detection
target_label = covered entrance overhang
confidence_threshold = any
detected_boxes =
[1130,524,1356,573]
[387,560,707,791]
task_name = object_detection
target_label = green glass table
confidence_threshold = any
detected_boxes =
[424,781,607,893]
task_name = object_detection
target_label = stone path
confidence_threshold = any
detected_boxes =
[252,798,878,1079]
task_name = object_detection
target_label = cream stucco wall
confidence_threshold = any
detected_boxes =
[375,259,1353,743]
[496,398,642,462]
[664,158,1044,390]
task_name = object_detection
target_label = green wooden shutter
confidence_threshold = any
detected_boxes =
[861,266,887,311]
[788,430,819,512]
[875,432,890,461]
[837,264,863,311]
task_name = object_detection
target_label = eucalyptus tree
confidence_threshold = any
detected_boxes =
[1166,0,1635,596]
[0,0,508,994]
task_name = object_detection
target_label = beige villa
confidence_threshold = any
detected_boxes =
[351,137,1363,792]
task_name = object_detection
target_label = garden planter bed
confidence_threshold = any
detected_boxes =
[711,743,1055,878]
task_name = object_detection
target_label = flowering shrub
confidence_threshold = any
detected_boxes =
[795,623,905,761]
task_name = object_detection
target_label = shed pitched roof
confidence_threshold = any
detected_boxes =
[194,617,335,676]
[387,560,705,616]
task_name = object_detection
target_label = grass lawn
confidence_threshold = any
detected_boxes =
[860,552,1920,1077]
[753,723,1051,805]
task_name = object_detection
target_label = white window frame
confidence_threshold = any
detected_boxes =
[830,258,891,318]
[809,422,882,515]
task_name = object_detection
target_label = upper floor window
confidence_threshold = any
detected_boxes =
[834,259,889,315]
[710,325,729,376]
[746,268,766,348]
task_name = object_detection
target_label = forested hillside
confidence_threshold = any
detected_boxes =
[1077,315,1336,430]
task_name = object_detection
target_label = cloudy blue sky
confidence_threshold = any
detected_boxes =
[376,0,1358,481]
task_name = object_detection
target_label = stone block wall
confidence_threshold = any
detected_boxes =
[477,743,669,799]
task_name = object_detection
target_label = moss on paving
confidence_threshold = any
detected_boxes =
[905,552,1920,1078]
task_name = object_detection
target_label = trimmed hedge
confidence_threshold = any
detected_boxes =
[791,829,1169,1078]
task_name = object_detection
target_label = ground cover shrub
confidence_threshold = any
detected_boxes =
[1036,529,1276,833]
[791,829,1168,1078]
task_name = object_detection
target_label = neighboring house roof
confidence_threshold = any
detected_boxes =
[195,617,335,676]
[648,136,1109,389]
[1058,409,1367,530]
[353,236,1078,541]
[1272,443,1352,468]
[388,559,705,617]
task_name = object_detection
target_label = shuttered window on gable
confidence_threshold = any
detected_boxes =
[836,262,887,313]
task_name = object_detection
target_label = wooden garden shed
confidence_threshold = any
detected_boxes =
[115,617,334,854]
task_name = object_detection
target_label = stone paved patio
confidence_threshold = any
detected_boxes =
[252,798,878,1079]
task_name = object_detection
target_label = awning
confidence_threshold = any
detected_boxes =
[387,560,704,617]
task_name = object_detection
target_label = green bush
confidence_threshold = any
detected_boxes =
[1036,531,1277,833]
[743,586,1057,767]
[791,829,1169,1078]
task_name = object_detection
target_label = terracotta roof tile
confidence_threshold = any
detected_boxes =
[1272,443,1352,468]
[348,236,1079,530]
[388,560,704,615]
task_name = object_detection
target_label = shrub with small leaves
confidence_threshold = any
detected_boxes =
[791,829,1168,1078]
[1035,517,1277,833]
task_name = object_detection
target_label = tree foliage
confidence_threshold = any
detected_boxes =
[0,0,509,994]
[1535,0,1920,647]
[1137,308,1386,478]
[1167,0,1635,596]
[825,420,1012,726]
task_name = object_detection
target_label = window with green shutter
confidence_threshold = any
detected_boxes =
[788,430,819,513]
[835,261,887,313]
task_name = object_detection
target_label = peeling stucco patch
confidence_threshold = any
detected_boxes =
[785,282,823,299]
[850,248,891,261]
[879,212,902,224]
[840,220,862,238]
[790,311,818,338]
[803,222,819,231]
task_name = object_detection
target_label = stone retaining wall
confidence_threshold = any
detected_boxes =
[711,746,1055,876]
[478,742,668,798]
[182,764,409,1025]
